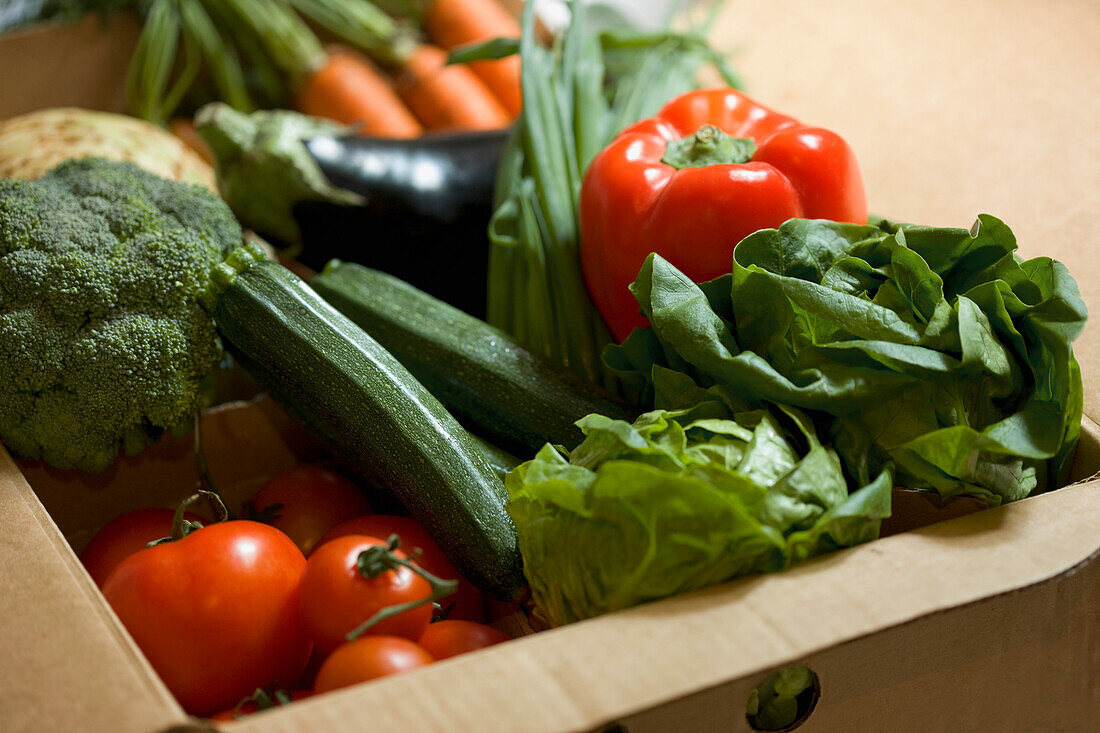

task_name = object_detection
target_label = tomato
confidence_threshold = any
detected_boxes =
[316,515,485,622]
[208,689,312,722]
[80,507,204,588]
[101,521,312,716]
[298,535,434,654]
[418,620,510,660]
[313,636,433,694]
[247,465,372,556]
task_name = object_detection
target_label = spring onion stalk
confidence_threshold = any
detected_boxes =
[212,0,326,87]
[179,0,254,113]
[486,0,740,389]
[124,0,179,122]
[287,0,417,67]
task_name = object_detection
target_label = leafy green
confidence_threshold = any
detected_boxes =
[606,215,1086,505]
[746,665,817,731]
[446,37,520,66]
[506,390,892,626]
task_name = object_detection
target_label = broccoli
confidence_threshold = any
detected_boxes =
[0,157,242,472]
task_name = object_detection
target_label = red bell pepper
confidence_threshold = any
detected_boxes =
[579,88,867,341]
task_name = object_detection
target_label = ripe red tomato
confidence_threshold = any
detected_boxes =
[313,636,434,694]
[418,620,511,660]
[247,465,372,556]
[101,521,312,716]
[207,689,312,722]
[80,507,204,588]
[316,515,485,622]
[298,535,434,654]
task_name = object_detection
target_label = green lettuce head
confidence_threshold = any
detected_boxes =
[506,390,891,626]
[607,215,1086,506]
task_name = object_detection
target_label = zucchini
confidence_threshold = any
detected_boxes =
[204,244,525,601]
[310,260,637,458]
[471,435,521,482]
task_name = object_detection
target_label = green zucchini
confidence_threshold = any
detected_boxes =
[310,260,637,458]
[204,244,525,601]
[471,435,521,482]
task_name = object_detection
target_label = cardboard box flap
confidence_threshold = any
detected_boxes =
[228,475,1100,733]
[618,533,1100,732]
[0,448,188,733]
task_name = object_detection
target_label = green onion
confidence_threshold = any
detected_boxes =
[287,0,417,67]
[485,1,741,390]
[124,0,179,123]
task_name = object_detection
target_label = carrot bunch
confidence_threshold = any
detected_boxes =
[421,0,523,117]
[122,0,522,138]
[296,50,426,137]
[298,0,523,135]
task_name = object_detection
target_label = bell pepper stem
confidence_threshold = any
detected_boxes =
[661,124,756,170]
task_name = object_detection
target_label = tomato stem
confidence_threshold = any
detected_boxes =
[173,490,223,539]
[229,687,293,718]
[346,534,459,641]
[193,411,221,501]
[148,489,227,546]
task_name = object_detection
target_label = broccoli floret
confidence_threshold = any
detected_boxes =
[0,158,242,472]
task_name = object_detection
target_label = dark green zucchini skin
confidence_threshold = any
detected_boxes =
[205,245,525,601]
[310,260,637,459]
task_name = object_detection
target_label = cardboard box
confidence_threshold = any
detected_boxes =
[1,1,1099,731]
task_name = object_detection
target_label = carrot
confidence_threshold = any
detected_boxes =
[395,44,512,131]
[296,51,424,138]
[423,0,523,118]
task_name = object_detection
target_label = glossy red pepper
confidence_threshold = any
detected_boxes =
[579,88,867,341]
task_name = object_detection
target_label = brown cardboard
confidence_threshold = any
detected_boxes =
[0,13,139,117]
[223,473,1100,733]
[618,537,1100,732]
[0,447,188,733]
[1,0,1099,731]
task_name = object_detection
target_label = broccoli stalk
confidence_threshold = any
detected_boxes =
[0,158,243,472]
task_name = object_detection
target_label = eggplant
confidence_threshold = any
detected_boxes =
[293,129,510,317]
[195,104,510,318]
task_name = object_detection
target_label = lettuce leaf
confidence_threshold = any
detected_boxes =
[506,395,892,626]
[747,665,818,731]
[606,215,1086,505]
